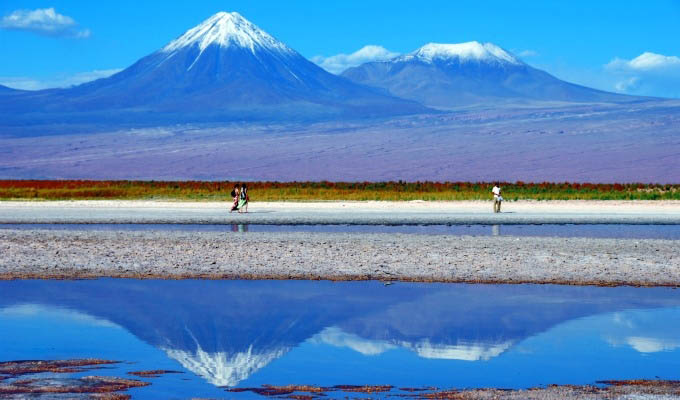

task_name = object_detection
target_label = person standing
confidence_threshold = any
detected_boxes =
[492,183,502,213]
[230,184,240,213]
[238,183,249,213]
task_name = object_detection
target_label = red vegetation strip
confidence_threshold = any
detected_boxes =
[0,179,678,200]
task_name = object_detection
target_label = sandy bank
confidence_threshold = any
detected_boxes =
[232,381,680,400]
[2,229,678,286]
[1,200,679,225]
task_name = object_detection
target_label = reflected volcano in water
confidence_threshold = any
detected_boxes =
[1,280,680,390]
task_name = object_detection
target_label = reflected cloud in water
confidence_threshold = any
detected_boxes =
[604,309,680,354]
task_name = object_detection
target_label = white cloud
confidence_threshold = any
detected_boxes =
[312,45,400,74]
[604,51,680,98]
[0,8,90,38]
[607,52,680,72]
[0,68,122,90]
[614,77,640,92]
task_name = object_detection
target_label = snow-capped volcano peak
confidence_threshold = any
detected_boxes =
[397,41,521,65]
[162,11,293,54]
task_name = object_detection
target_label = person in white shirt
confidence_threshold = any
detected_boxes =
[492,183,502,213]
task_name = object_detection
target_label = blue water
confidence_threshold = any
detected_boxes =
[2,280,680,398]
[2,223,679,239]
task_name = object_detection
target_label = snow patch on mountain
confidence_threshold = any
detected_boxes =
[161,11,293,55]
[397,41,521,65]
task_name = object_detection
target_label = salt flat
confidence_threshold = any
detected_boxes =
[1,228,678,285]
[3,200,678,285]
[1,200,679,225]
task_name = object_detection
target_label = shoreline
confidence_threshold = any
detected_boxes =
[4,273,679,288]
[2,200,680,225]
[2,229,678,286]
[3,200,678,284]
[2,358,679,399]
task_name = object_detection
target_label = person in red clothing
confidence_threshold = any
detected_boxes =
[230,184,240,213]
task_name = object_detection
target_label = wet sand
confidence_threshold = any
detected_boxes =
[231,381,680,399]
[1,200,679,225]
[1,228,678,286]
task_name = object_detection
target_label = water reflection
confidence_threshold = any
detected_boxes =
[163,343,287,386]
[231,224,248,233]
[1,280,680,392]
[4,223,680,239]
[311,326,514,361]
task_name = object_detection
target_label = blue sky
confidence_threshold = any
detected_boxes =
[1,0,680,97]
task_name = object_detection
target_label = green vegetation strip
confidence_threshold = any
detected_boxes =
[0,180,678,201]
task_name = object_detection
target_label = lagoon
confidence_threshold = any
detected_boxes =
[2,279,680,398]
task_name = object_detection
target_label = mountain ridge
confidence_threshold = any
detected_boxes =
[342,42,641,109]
[0,12,653,127]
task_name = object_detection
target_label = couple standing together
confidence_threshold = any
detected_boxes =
[230,183,249,213]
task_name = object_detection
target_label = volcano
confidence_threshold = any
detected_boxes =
[342,41,638,109]
[0,12,427,124]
